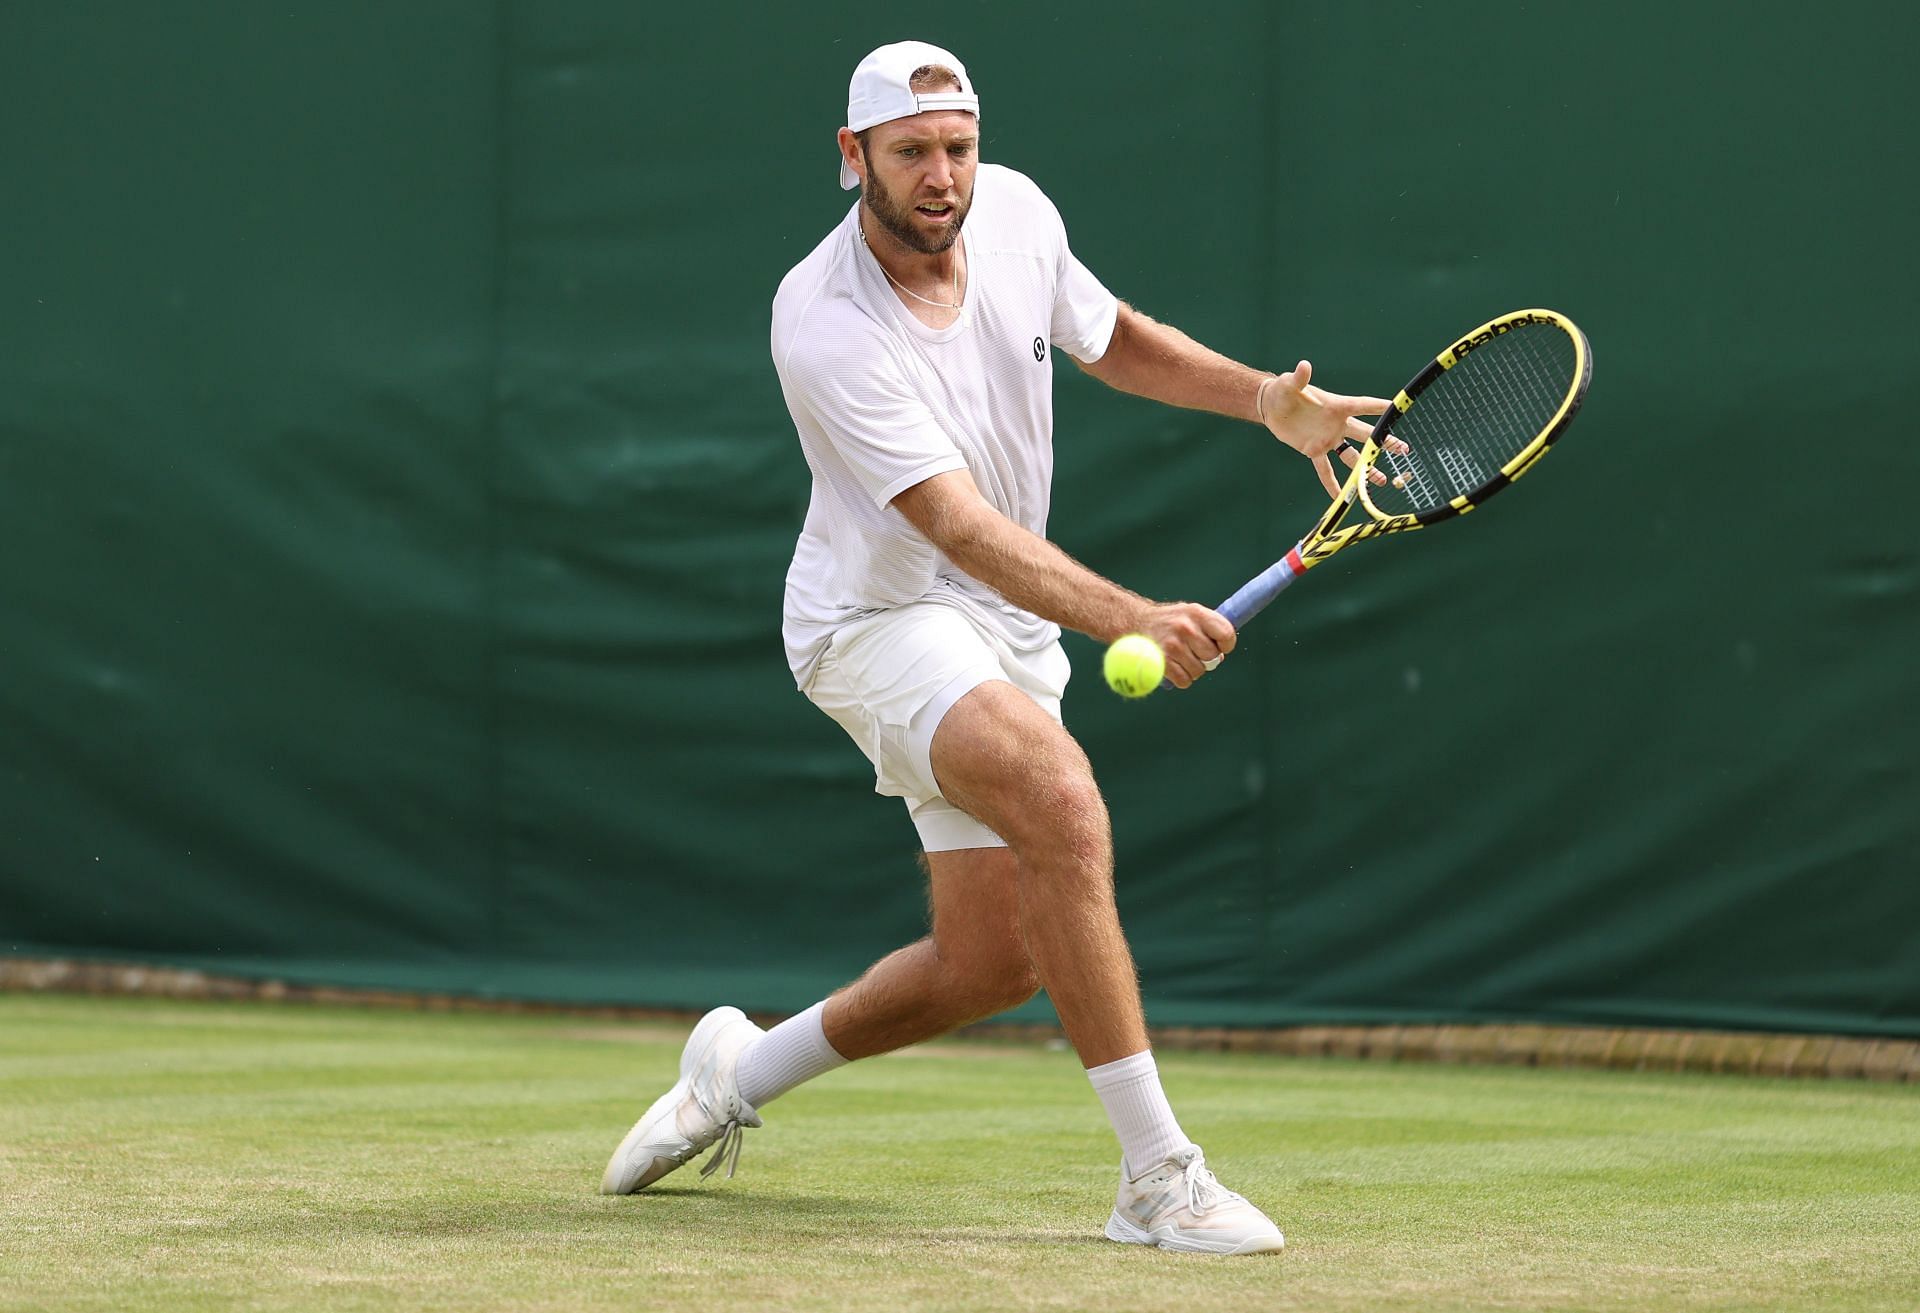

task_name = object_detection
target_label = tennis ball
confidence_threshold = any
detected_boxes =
[1104,633,1165,699]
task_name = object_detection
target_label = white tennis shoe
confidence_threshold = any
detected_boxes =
[1104,1146,1285,1255]
[600,1005,765,1195]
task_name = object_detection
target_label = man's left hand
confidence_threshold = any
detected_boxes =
[1258,361,1407,497]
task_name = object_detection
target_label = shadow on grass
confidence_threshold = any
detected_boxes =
[195,1188,905,1239]
[184,1186,1119,1254]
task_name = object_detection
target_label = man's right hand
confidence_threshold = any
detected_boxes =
[1131,602,1236,689]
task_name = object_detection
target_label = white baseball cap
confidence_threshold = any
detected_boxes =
[839,41,980,190]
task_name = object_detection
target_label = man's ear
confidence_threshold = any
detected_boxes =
[837,127,864,187]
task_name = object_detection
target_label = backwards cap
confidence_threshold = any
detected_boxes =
[839,41,980,190]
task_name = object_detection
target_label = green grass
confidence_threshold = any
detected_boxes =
[2,996,1916,1312]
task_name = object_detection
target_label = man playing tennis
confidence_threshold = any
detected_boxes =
[603,40,1390,1255]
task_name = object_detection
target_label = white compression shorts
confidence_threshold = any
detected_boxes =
[801,599,1070,852]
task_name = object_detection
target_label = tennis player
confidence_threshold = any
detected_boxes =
[603,40,1390,1255]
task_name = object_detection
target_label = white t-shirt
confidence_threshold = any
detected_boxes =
[773,163,1120,687]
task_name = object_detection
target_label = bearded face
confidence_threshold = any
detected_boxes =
[857,115,976,255]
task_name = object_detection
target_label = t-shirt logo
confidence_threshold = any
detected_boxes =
[1032,337,1046,362]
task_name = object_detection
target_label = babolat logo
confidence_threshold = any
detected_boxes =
[1450,311,1554,361]
[1355,514,1420,540]
[1304,514,1419,562]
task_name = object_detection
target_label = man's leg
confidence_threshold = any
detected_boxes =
[918,680,1283,1255]
[924,680,1143,1065]
[818,847,1038,1059]
[602,845,1032,1196]
[731,846,1036,1109]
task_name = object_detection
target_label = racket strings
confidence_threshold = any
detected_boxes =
[1374,322,1575,516]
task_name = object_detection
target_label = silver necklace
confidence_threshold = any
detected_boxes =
[860,226,961,309]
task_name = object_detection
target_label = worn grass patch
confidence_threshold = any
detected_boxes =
[2,995,1916,1311]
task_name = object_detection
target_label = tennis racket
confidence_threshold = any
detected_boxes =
[1216,307,1592,632]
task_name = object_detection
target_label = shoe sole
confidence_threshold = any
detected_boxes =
[599,1007,750,1195]
[1104,1210,1285,1256]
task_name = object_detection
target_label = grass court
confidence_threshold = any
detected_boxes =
[3,994,1916,1312]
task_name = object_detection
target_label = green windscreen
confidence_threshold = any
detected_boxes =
[2,1,1913,1037]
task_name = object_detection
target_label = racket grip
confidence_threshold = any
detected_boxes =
[1218,545,1306,629]
[1156,545,1306,690]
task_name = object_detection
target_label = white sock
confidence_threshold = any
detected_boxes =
[733,1001,848,1110]
[1087,1050,1195,1178]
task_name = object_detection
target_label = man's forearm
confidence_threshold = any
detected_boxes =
[935,506,1148,645]
[1084,304,1269,421]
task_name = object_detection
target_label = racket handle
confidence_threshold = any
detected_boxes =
[1218,545,1306,629]
[1156,544,1307,690]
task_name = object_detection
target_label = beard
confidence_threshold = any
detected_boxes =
[862,169,971,255]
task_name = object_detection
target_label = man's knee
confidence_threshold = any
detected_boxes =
[938,939,1040,1018]
[993,956,1042,1013]
[1016,773,1110,865]
[954,955,1041,1018]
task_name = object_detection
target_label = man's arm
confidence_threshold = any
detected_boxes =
[1077,302,1395,496]
[891,468,1232,688]
[1077,301,1269,421]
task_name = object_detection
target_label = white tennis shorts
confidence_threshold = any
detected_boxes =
[802,599,1071,852]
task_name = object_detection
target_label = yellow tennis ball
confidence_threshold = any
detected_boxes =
[1104,633,1165,699]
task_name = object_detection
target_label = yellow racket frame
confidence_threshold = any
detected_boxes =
[1296,307,1591,571]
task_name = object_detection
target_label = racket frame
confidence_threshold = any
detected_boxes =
[1216,308,1591,629]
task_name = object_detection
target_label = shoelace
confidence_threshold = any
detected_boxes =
[1175,1149,1230,1212]
[699,1115,749,1180]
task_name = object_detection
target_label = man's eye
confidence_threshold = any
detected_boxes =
[899,147,920,159]
[952,145,973,158]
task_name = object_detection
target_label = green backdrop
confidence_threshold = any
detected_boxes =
[3,2,1914,1036]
